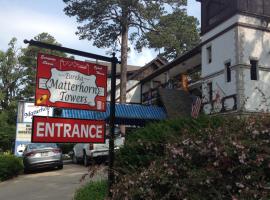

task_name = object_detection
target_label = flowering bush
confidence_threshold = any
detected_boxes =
[112,115,270,199]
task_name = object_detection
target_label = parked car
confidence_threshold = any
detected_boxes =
[72,134,124,166]
[23,143,63,173]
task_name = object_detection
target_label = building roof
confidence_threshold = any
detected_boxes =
[61,103,167,126]
[141,45,201,84]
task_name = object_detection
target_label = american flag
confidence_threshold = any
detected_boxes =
[191,96,202,118]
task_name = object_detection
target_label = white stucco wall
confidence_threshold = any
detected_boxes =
[202,13,270,114]
[239,24,270,112]
[201,19,238,114]
[201,29,237,77]
[242,68,270,112]
[126,85,141,103]
[202,69,237,114]
[114,80,140,103]
[107,79,141,103]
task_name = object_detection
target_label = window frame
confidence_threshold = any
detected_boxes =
[207,82,213,102]
[225,61,231,82]
[206,45,212,64]
[250,59,259,81]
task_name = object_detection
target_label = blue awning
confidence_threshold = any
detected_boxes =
[61,103,167,126]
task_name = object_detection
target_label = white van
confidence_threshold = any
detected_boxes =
[71,132,124,166]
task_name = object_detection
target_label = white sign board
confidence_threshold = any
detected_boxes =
[15,123,32,156]
[45,68,100,106]
[23,102,53,123]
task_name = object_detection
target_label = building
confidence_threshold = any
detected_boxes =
[199,0,270,115]
[107,56,168,104]
[125,0,270,118]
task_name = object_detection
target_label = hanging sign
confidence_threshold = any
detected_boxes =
[36,53,107,111]
[32,116,106,143]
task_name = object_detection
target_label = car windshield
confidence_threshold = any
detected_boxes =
[28,143,57,150]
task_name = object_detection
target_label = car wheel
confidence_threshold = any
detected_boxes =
[24,168,30,174]
[83,152,89,167]
[72,151,78,164]
[58,164,63,169]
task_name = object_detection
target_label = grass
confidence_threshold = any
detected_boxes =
[74,180,107,200]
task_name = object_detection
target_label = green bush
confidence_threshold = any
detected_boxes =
[112,115,270,199]
[0,154,23,181]
[115,115,223,174]
[74,180,107,200]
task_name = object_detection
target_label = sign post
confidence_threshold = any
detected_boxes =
[108,53,117,195]
[24,39,119,196]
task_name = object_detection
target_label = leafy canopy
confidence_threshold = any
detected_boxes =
[63,0,187,51]
[20,32,67,98]
[0,38,25,109]
[136,10,200,60]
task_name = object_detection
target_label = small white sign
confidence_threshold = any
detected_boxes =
[23,103,53,123]
[16,123,32,141]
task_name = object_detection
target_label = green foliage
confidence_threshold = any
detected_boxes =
[0,34,65,152]
[136,10,200,60]
[63,0,187,50]
[0,111,16,151]
[74,180,107,200]
[112,115,270,200]
[0,38,26,109]
[20,32,66,98]
[0,154,23,181]
[115,116,222,174]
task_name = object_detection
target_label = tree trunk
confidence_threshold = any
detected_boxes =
[120,12,129,135]
[120,25,128,104]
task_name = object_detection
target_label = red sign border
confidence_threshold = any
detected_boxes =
[35,53,108,112]
[32,116,106,144]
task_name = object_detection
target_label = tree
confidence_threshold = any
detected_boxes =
[0,110,16,151]
[136,10,200,60]
[0,38,25,151]
[0,38,25,110]
[63,0,187,104]
[20,32,67,98]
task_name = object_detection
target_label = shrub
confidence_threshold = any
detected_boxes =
[112,115,270,200]
[0,154,23,181]
[74,180,107,200]
[114,115,223,174]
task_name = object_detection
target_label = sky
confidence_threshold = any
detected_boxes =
[0,0,201,66]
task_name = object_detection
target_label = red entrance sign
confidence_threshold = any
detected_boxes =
[36,53,107,111]
[32,116,106,143]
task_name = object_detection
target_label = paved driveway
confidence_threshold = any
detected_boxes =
[0,163,107,200]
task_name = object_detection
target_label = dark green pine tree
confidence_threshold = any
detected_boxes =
[136,9,200,60]
[63,0,187,103]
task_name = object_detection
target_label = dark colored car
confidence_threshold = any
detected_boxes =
[23,143,63,173]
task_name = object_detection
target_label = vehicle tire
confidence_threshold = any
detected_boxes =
[72,151,78,164]
[83,152,89,167]
[58,164,63,169]
[24,168,30,174]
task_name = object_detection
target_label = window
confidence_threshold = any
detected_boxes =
[207,46,212,63]
[225,61,231,82]
[207,82,213,102]
[250,60,258,80]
